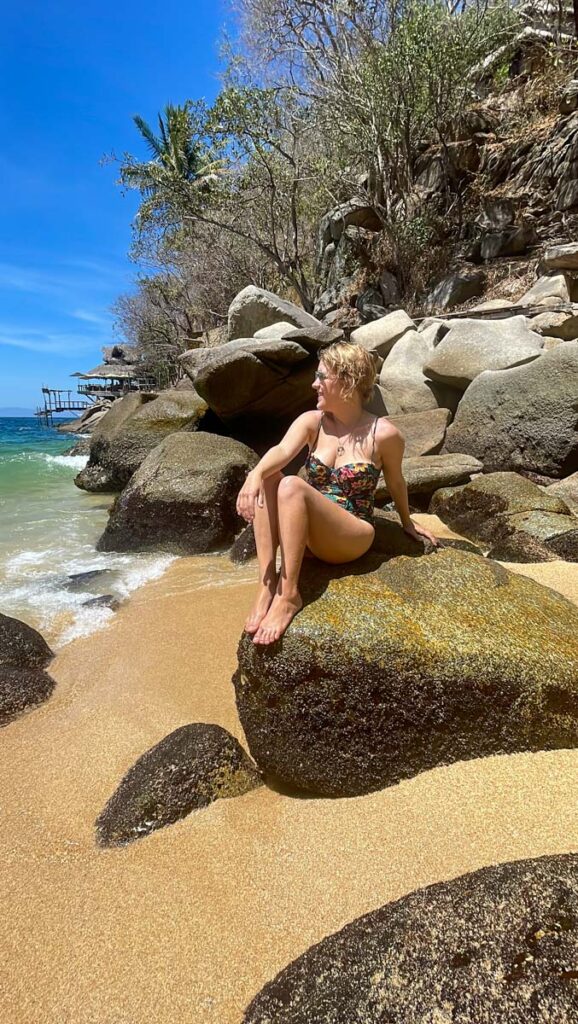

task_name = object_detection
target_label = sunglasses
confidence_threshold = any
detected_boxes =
[314,370,335,382]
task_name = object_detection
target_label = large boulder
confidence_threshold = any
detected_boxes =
[350,310,415,358]
[530,309,578,340]
[234,548,578,796]
[378,330,439,414]
[424,316,543,390]
[228,286,321,341]
[75,390,207,493]
[387,408,451,457]
[253,321,296,339]
[180,338,314,423]
[479,222,535,260]
[0,613,55,726]
[547,471,578,512]
[542,242,578,271]
[244,853,578,1024]
[518,273,570,305]
[96,723,261,846]
[378,330,461,415]
[0,612,53,669]
[443,342,578,477]
[323,201,382,244]
[430,472,577,560]
[376,453,482,504]
[281,324,344,352]
[97,432,258,554]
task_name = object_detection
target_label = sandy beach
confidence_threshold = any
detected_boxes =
[1,524,578,1024]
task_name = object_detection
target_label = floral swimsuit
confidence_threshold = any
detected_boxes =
[304,414,380,525]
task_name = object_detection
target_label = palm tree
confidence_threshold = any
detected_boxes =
[122,102,222,200]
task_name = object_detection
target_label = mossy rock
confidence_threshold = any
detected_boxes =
[234,549,578,796]
[75,389,209,493]
[96,723,262,846]
[430,472,577,559]
[97,431,258,554]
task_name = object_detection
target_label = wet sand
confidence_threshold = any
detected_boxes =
[1,533,578,1024]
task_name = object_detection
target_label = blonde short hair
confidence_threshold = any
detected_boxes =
[319,341,377,403]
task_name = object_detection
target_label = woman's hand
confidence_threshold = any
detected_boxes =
[236,470,264,523]
[403,521,439,547]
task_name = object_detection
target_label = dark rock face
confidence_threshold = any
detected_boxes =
[549,528,578,561]
[443,343,578,477]
[97,432,258,554]
[0,667,56,727]
[0,612,53,669]
[430,472,578,560]
[82,595,121,611]
[486,533,558,563]
[244,853,578,1024]
[75,390,208,493]
[479,221,536,259]
[234,549,578,797]
[180,338,315,423]
[425,268,486,312]
[0,614,55,726]
[230,524,257,563]
[62,438,91,457]
[96,723,262,846]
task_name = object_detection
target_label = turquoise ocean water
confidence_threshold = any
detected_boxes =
[0,417,175,646]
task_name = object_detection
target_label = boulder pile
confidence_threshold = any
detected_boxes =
[79,245,577,564]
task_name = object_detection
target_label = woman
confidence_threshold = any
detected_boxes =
[236,341,438,645]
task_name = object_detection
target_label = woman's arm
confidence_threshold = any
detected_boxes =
[377,423,439,546]
[236,411,319,523]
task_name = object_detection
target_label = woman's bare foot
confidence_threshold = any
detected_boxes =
[244,580,278,634]
[253,592,303,645]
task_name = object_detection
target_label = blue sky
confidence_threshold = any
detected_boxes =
[0,0,227,410]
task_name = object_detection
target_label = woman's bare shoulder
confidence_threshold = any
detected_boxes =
[374,416,404,445]
[285,409,321,443]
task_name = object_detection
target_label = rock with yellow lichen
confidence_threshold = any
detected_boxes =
[234,549,578,796]
[430,472,578,562]
[96,723,262,846]
[244,853,578,1023]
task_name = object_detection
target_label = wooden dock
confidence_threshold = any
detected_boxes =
[35,388,93,426]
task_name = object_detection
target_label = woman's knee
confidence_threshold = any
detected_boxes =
[277,474,307,502]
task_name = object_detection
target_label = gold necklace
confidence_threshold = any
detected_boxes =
[336,426,365,457]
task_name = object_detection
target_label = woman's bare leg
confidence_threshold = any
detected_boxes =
[253,476,374,645]
[244,471,283,634]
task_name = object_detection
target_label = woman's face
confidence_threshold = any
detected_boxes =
[312,360,343,410]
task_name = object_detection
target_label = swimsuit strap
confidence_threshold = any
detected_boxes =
[370,416,379,463]
[309,412,323,454]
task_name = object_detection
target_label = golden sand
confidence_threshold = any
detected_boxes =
[1,529,577,1024]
